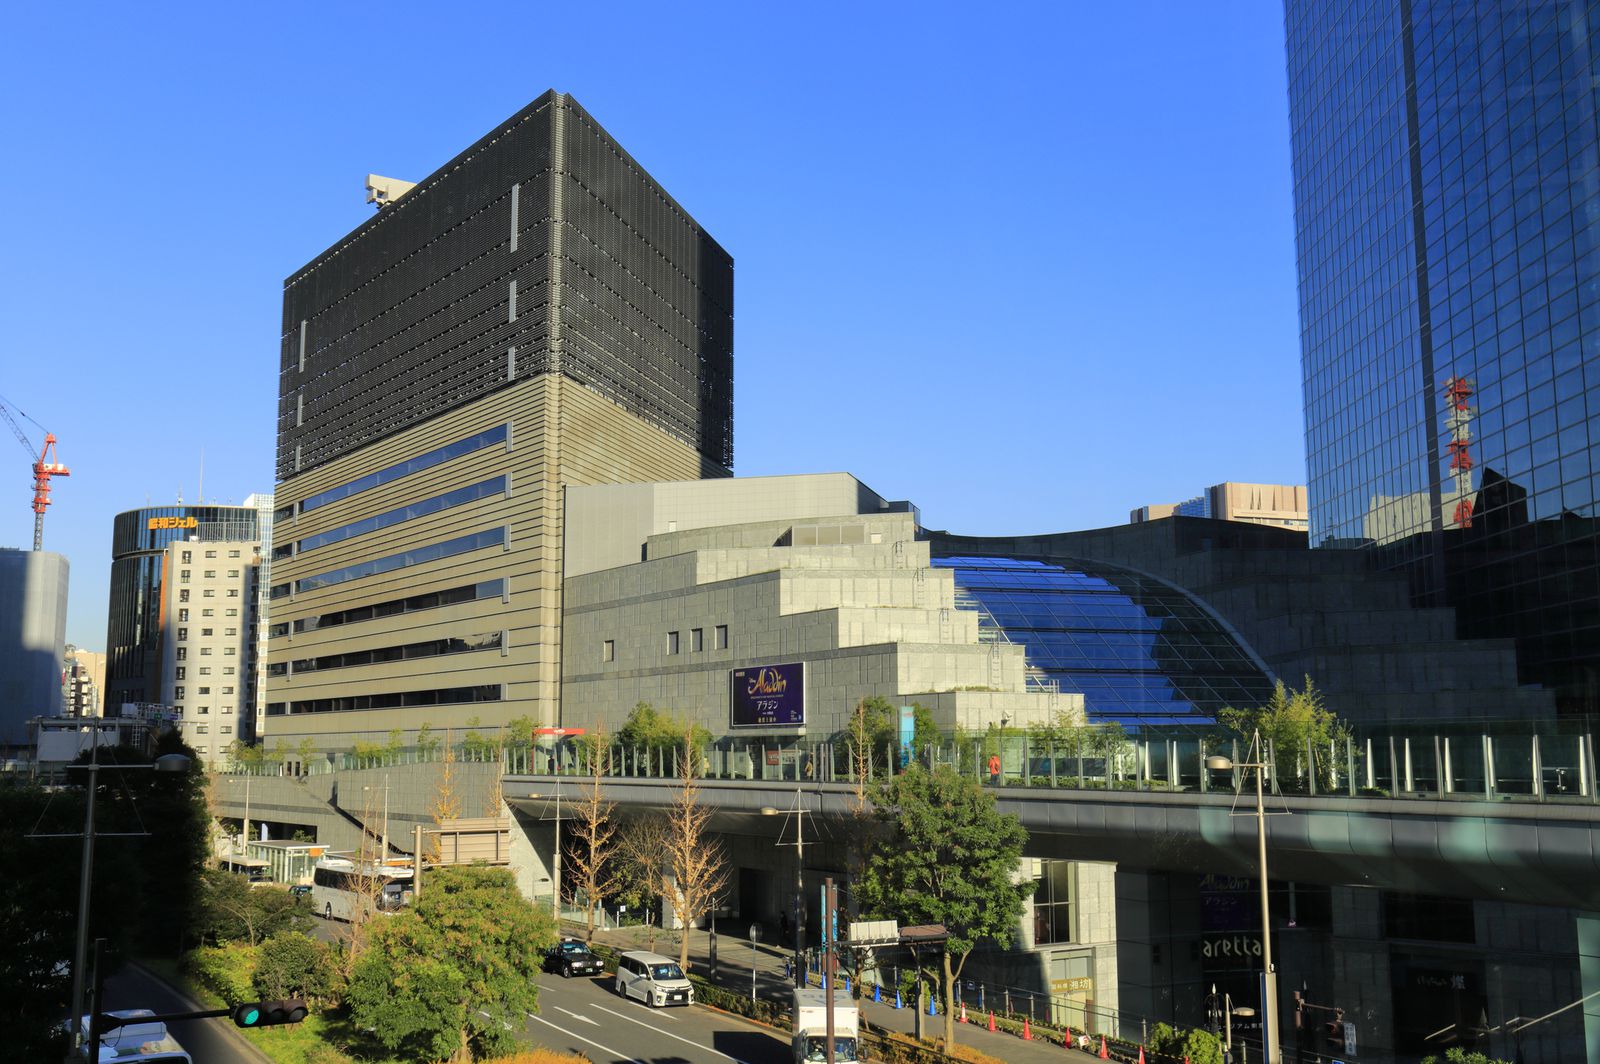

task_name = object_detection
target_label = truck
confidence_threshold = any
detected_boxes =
[792,987,859,1063]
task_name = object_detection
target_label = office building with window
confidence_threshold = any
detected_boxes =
[0,547,69,748]
[158,539,259,765]
[105,504,261,712]
[1286,0,1600,714]
[265,91,733,746]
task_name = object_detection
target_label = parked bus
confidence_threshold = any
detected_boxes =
[218,854,270,884]
[311,856,413,921]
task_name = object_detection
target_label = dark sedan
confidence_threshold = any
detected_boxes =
[544,938,606,978]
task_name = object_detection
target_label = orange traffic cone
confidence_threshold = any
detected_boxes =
[1185,1056,1192,1064]
[1099,1033,1110,1059]
[1023,1018,1032,1041]
[987,1011,996,1033]
[1137,1047,1146,1064]
[959,1003,968,1024]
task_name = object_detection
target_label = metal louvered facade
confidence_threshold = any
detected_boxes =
[277,91,733,481]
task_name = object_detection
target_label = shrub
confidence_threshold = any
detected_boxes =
[185,944,257,1006]
[252,931,340,1005]
[482,1051,592,1063]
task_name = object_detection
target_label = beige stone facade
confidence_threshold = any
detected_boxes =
[263,374,722,747]
[561,476,1082,736]
[1131,481,1308,531]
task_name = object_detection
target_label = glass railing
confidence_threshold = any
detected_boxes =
[223,721,1599,805]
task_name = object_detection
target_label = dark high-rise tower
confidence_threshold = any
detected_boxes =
[267,92,733,747]
[1286,1,1600,713]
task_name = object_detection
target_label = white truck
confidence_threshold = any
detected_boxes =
[792,987,859,1063]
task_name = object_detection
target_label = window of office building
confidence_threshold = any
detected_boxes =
[691,628,704,652]
[1032,861,1077,945]
[182,551,192,563]
[602,639,615,662]
[205,551,216,559]
[715,625,728,650]
[668,631,680,655]
[178,628,188,640]
[204,570,216,578]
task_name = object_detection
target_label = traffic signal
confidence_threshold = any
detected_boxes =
[232,1000,308,1028]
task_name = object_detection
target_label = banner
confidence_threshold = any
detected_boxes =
[730,662,805,728]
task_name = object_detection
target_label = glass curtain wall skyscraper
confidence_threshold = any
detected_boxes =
[1286,0,1600,714]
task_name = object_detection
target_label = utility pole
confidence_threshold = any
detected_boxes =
[413,824,425,899]
[824,876,837,1064]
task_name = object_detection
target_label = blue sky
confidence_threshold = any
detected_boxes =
[1,3,1304,649]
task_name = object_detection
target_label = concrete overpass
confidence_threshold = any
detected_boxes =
[502,774,1600,908]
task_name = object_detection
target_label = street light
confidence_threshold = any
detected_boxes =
[762,793,812,989]
[52,735,191,1063]
[1206,730,1280,1064]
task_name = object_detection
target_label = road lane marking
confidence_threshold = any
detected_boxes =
[589,1002,755,1064]
[553,1006,600,1026]
[527,1012,646,1064]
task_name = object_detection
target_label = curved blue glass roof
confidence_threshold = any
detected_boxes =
[932,554,1274,726]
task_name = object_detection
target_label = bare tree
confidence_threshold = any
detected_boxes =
[663,728,730,970]
[563,724,620,940]
[429,729,462,863]
[618,816,671,951]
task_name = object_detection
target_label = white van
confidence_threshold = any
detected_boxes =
[614,950,694,1008]
[75,1010,192,1062]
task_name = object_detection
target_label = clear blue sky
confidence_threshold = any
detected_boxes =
[1,2,1304,650]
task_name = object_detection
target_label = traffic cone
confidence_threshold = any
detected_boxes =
[872,984,881,1003]
[959,1002,968,1023]
[1185,1057,1192,1064]
[893,989,902,1009]
[987,1011,996,1033]
[1023,1018,1032,1041]
[1137,1047,1146,1064]
[1099,1034,1109,1059]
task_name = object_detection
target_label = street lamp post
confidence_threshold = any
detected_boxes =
[1207,731,1280,1064]
[762,793,811,989]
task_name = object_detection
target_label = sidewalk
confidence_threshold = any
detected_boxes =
[579,923,1101,1063]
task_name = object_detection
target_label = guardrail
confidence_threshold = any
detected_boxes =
[224,722,1599,805]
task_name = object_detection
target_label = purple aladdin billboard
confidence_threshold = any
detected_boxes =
[730,662,805,728]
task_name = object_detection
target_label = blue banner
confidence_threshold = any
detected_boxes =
[730,662,805,728]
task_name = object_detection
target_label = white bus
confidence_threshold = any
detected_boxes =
[311,856,413,921]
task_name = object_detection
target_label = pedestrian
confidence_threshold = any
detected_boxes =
[988,752,1001,785]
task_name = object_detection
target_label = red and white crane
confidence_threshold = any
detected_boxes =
[0,394,70,551]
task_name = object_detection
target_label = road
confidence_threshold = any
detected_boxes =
[524,970,791,1064]
[98,962,262,1063]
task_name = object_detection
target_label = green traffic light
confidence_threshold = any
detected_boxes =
[241,1007,260,1026]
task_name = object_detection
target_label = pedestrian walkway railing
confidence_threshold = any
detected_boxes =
[223,720,1599,806]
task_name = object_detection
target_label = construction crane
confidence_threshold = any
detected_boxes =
[0,394,70,551]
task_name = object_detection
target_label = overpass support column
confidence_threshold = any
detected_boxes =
[1581,912,1600,1064]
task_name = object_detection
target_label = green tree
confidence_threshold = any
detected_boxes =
[855,765,1032,1048]
[1218,678,1349,791]
[195,869,313,946]
[253,930,340,1005]
[617,701,711,751]
[853,696,940,771]
[346,865,555,1062]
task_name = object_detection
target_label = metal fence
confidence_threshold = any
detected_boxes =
[223,721,1599,805]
